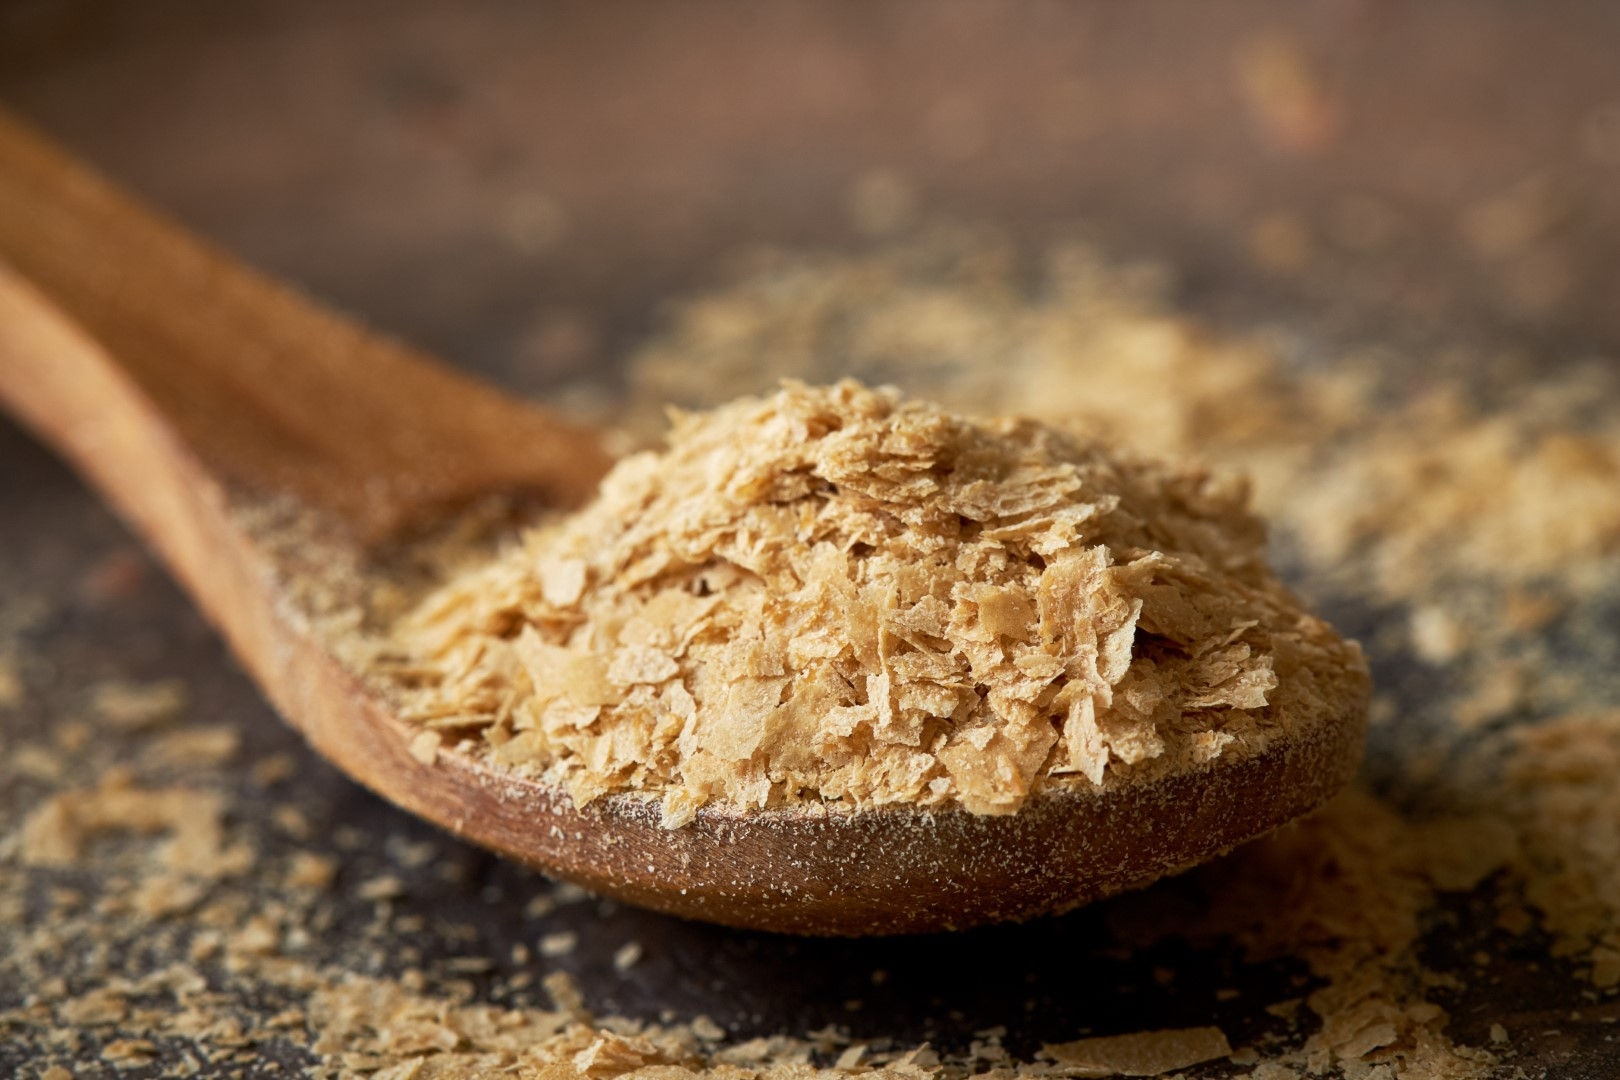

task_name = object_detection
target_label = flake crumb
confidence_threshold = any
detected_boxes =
[285,851,338,891]
[89,678,187,730]
[356,875,405,902]
[1409,606,1468,665]
[613,940,644,972]
[1248,1064,1301,1080]
[249,752,298,787]
[1043,1025,1233,1076]
[408,729,441,766]
[100,1038,159,1064]
[689,1015,725,1041]
[19,770,236,877]
[142,725,241,768]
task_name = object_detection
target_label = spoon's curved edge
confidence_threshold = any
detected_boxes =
[253,529,1366,938]
[0,264,1367,937]
[431,691,1366,936]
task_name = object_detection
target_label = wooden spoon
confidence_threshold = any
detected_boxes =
[0,110,1364,935]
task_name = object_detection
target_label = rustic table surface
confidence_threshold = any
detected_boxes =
[3,3,1619,1077]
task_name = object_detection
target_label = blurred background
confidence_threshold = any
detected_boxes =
[3,0,1618,398]
[5,3,1620,1077]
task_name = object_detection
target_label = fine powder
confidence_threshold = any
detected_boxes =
[388,380,1367,827]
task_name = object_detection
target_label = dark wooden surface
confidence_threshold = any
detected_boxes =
[3,2,1620,1076]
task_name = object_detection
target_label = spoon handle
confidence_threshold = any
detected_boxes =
[0,108,609,544]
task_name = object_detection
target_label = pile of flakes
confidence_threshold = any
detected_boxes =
[622,228,1620,605]
[624,228,1365,520]
[388,379,1366,826]
[1288,376,1620,600]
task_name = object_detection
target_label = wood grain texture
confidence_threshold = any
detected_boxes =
[0,109,1366,935]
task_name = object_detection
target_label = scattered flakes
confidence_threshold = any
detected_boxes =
[249,752,298,787]
[58,987,128,1026]
[542,971,586,1017]
[689,1015,725,1042]
[408,730,441,766]
[540,931,578,958]
[1506,713,1620,987]
[1291,391,1620,596]
[385,835,438,869]
[551,882,593,905]
[1044,1025,1232,1076]
[132,872,209,918]
[40,1067,74,1080]
[613,940,644,972]
[1249,1064,1301,1080]
[1265,999,1303,1020]
[228,914,281,957]
[1454,662,1529,730]
[100,1038,159,1065]
[442,956,494,974]
[1409,605,1468,665]
[625,228,1353,504]
[1490,1022,1510,1044]
[267,1008,307,1029]
[356,875,406,902]
[272,804,312,840]
[54,719,91,752]
[89,678,188,730]
[285,851,339,891]
[142,725,242,769]
[12,742,64,782]
[19,770,237,877]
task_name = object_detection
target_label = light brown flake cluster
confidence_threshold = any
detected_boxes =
[1505,712,1620,988]
[1290,384,1620,598]
[391,380,1365,826]
[1133,790,1512,1076]
[625,229,1620,606]
[627,231,1358,493]
[1043,1025,1232,1076]
[20,765,251,879]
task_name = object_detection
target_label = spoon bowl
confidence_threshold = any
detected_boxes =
[0,110,1364,934]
